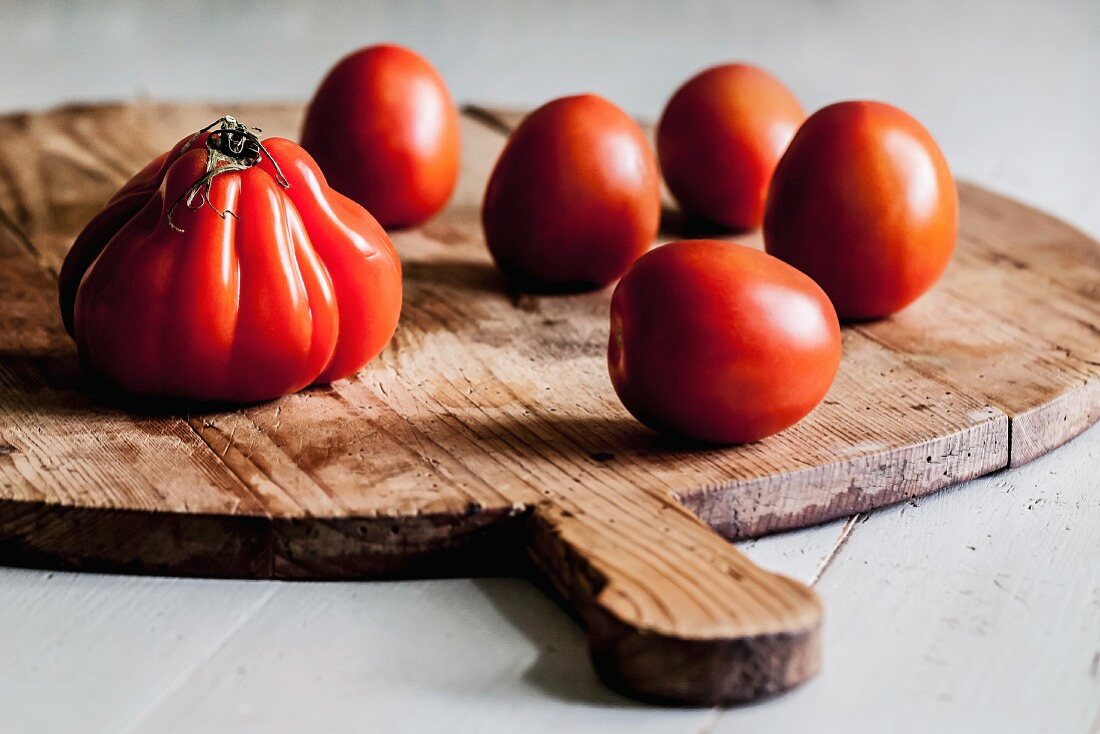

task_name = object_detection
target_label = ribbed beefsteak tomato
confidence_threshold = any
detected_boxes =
[58,116,402,403]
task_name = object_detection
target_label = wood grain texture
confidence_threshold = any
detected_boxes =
[0,211,271,577]
[0,102,1096,705]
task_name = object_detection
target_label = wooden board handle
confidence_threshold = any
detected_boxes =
[526,493,822,705]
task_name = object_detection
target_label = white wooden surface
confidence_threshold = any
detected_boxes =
[0,1,1098,732]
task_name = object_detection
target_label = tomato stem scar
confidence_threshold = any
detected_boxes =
[167,116,290,232]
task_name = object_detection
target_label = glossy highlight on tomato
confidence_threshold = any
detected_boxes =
[482,94,661,290]
[657,64,804,230]
[301,44,460,229]
[58,118,402,404]
[609,239,841,444]
[764,100,958,319]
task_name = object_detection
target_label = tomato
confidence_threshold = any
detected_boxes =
[301,44,460,229]
[764,101,957,319]
[58,117,402,403]
[609,240,841,444]
[482,94,661,290]
[657,64,804,230]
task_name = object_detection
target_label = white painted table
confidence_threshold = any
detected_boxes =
[1,1,1097,731]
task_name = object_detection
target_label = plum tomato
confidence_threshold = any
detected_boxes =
[764,101,958,319]
[608,239,841,444]
[657,64,804,230]
[301,44,460,229]
[482,94,661,290]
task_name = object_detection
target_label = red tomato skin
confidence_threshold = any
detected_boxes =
[764,101,958,319]
[59,133,402,404]
[300,44,460,229]
[609,240,841,444]
[58,148,176,339]
[482,94,661,290]
[657,64,804,230]
[258,139,403,384]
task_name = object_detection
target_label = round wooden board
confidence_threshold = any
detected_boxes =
[0,102,1096,705]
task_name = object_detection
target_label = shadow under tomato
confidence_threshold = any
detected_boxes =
[426,409,749,475]
[493,269,617,298]
[401,258,508,297]
[659,204,755,240]
[401,244,621,299]
[0,345,293,418]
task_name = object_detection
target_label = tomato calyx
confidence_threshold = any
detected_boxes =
[167,116,291,232]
